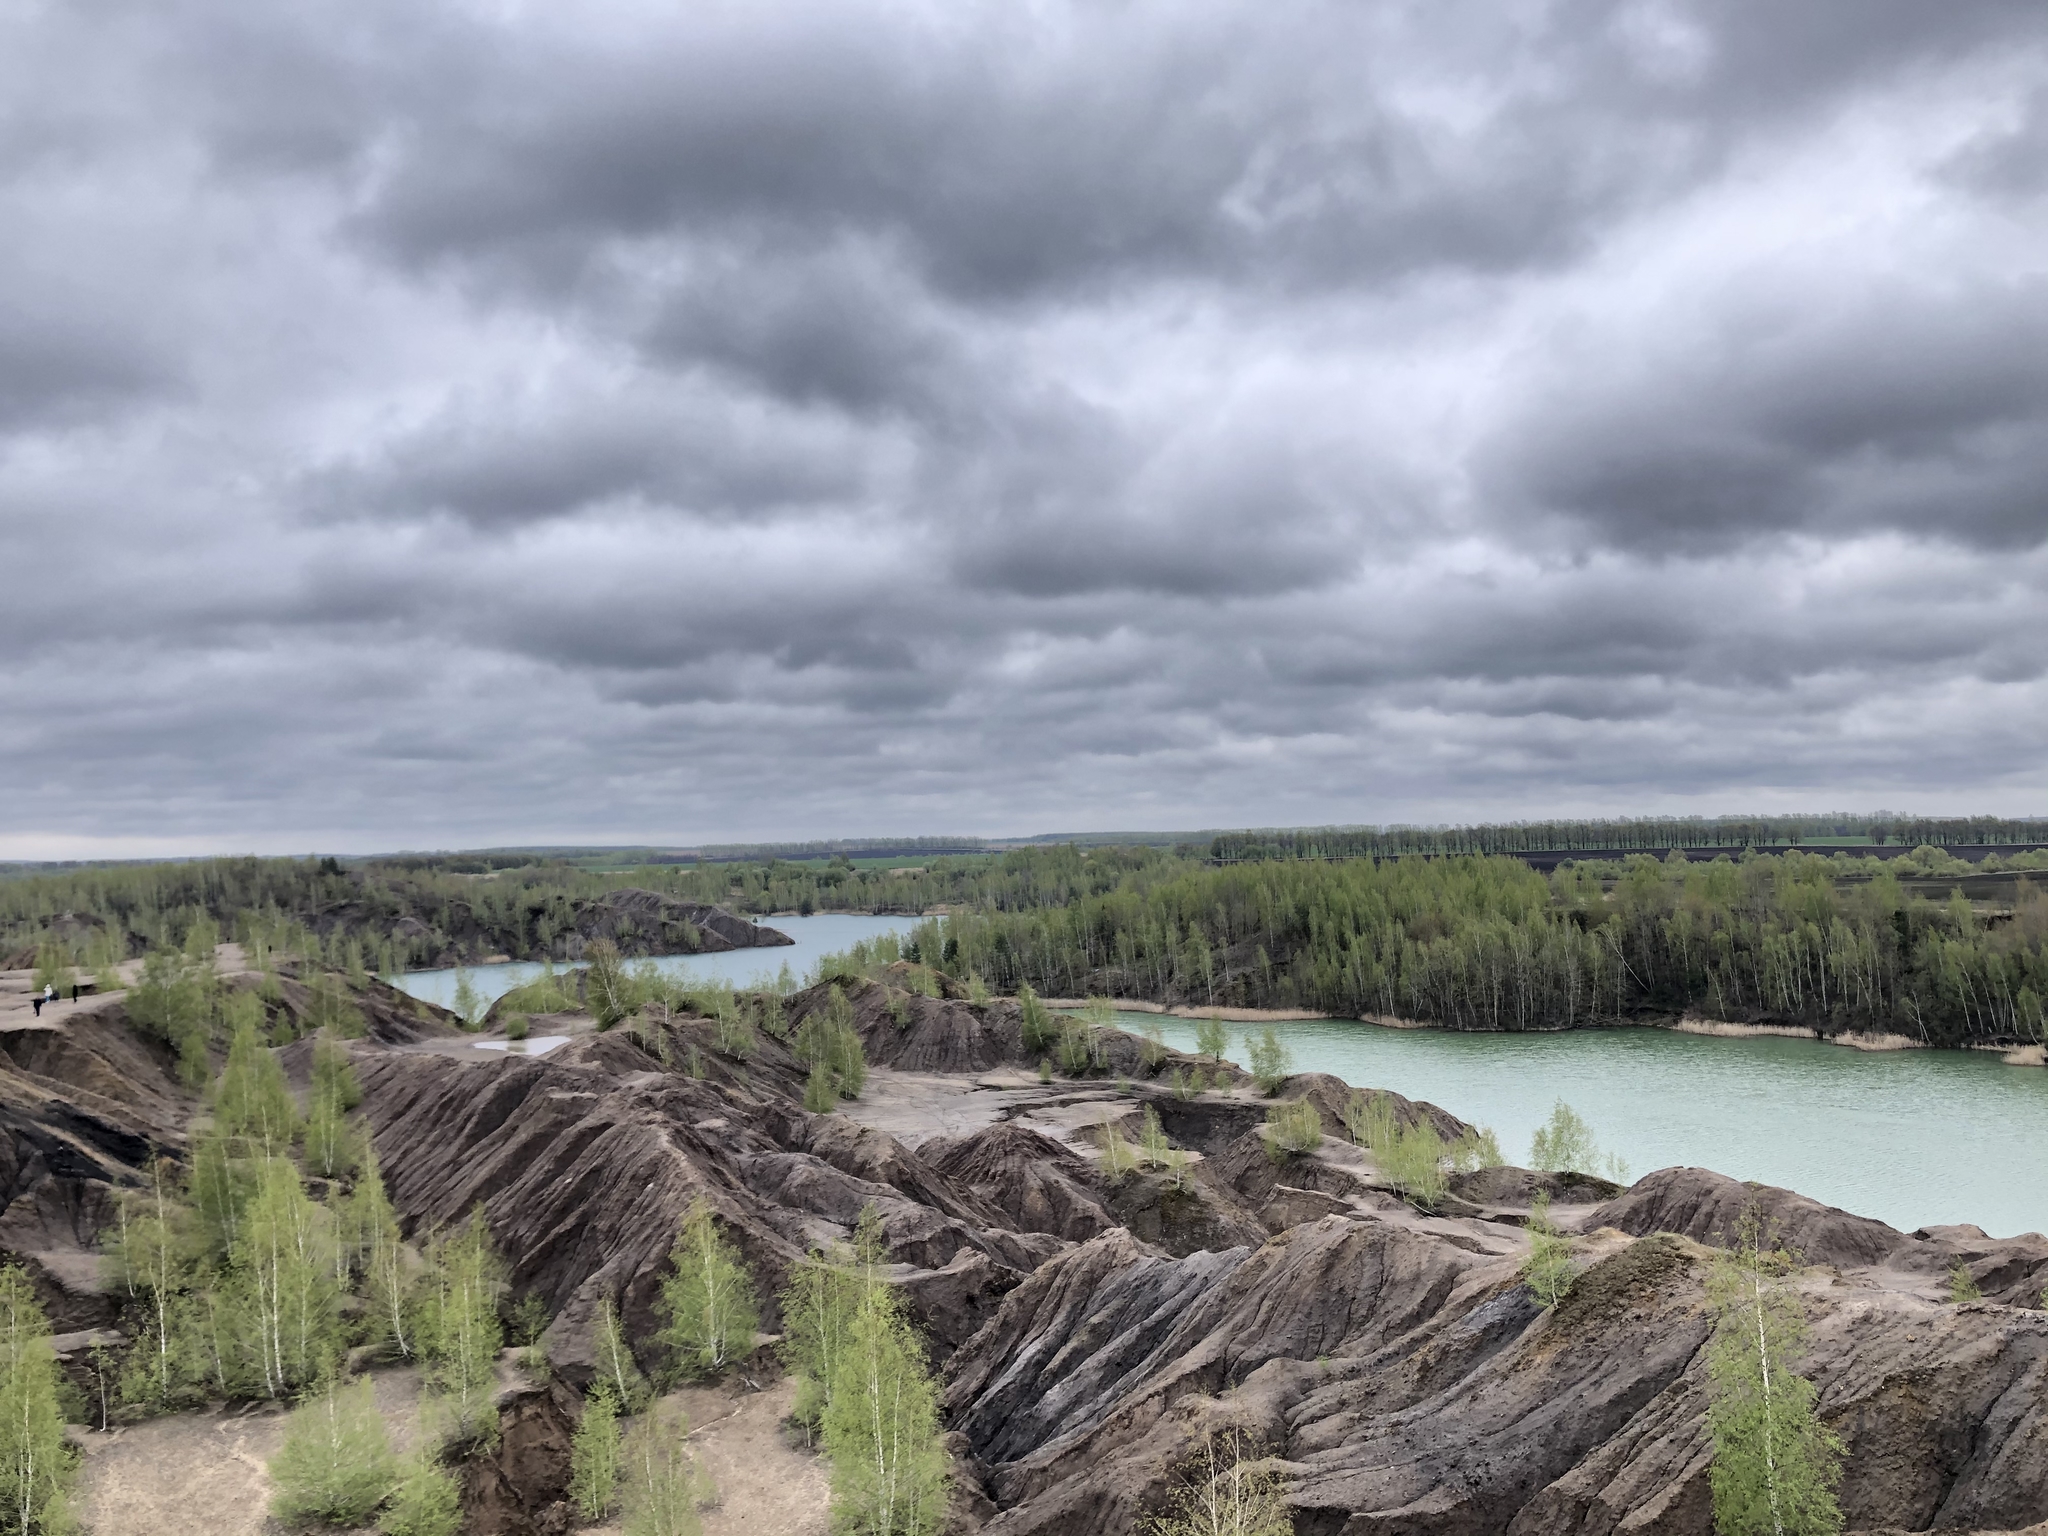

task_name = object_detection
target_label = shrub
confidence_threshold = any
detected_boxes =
[266,1375,397,1525]
[383,1447,460,1536]
[1529,1101,1629,1183]
[1194,1015,1229,1063]
[1948,1261,1982,1303]
[1144,1428,1291,1536]
[1521,1194,1575,1307]
[1247,1025,1291,1095]
[1265,1100,1323,1158]
[1018,985,1057,1053]
[1056,1018,1096,1076]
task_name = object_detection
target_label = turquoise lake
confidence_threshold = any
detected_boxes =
[390,914,2048,1239]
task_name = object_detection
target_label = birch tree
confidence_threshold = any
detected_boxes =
[657,1198,759,1379]
[0,1267,75,1535]
[1705,1206,1844,1536]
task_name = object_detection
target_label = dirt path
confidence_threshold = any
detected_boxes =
[73,1369,426,1536]
[584,1377,831,1536]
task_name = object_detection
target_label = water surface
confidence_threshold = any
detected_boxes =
[1128,1013,2048,1239]
[395,923,2048,1237]
[391,913,918,1011]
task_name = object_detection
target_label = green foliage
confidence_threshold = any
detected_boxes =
[1343,1092,1487,1208]
[1036,1058,1052,1084]
[1138,1018,1167,1071]
[594,1297,650,1413]
[1168,1066,1195,1100]
[1141,1427,1291,1536]
[1055,1016,1097,1076]
[0,1265,78,1534]
[1521,1194,1575,1308]
[713,998,755,1059]
[1018,985,1057,1053]
[966,974,990,1004]
[347,1154,412,1361]
[508,1293,549,1348]
[1264,1100,1323,1158]
[657,1197,760,1379]
[1194,1015,1229,1062]
[266,1374,397,1526]
[1529,1101,1629,1183]
[127,947,215,1088]
[1099,1119,1138,1181]
[238,1156,344,1397]
[780,1233,870,1440]
[417,1210,504,1445]
[620,1400,713,1536]
[450,968,485,1031]
[759,992,788,1040]
[1246,1025,1291,1095]
[803,1063,840,1114]
[303,972,366,1040]
[301,1085,361,1183]
[109,1161,200,1413]
[382,1447,461,1536]
[30,942,71,997]
[1947,1261,1982,1303]
[820,1257,949,1536]
[1705,1206,1844,1536]
[571,1384,623,1522]
[794,987,867,1100]
[494,964,575,1018]
[1134,1107,1191,1188]
[214,1007,297,1156]
[1376,1119,1448,1207]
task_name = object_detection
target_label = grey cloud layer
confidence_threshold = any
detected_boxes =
[2,0,2046,852]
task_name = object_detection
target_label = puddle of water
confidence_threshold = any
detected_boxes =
[472,1035,571,1056]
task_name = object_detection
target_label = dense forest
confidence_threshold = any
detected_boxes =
[908,848,2048,1048]
[0,846,1175,971]
[1212,814,2048,862]
[7,839,2048,1047]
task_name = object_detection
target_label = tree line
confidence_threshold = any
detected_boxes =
[1210,813,2048,863]
[897,851,2048,1046]
[0,845,1186,973]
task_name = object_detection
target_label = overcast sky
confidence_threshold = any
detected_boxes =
[4,1,2047,856]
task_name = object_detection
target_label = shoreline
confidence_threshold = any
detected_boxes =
[1043,998,1332,1022]
[1050,995,2046,1064]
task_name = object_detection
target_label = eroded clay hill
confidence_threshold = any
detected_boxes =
[339,974,2048,1536]
[8,959,2048,1535]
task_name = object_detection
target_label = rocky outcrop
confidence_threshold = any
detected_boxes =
[565,888,792,957]
[919,1123,1118,1244]
[0,1004,196,1327]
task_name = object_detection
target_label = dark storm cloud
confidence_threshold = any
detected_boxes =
[1,0,2046,854]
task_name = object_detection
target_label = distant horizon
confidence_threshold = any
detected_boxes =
[7,808,2047,867]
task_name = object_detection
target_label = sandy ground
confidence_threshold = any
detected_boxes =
[584,1377,831,1536]
[72,1370,829,1536]
[72,1368,428,1536]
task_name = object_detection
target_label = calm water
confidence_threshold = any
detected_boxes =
[1128,1013,2048,1240]
[395,921,2048,1238]
[390,914,918,1012]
